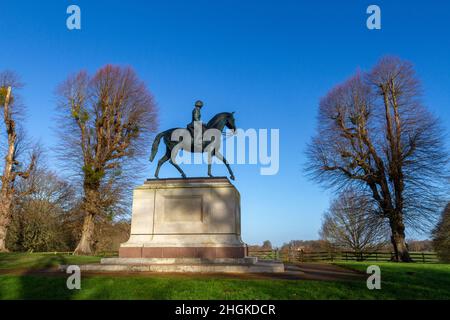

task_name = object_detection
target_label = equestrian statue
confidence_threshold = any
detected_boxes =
[150,100,237,180]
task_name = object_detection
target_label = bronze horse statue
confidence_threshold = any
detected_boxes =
[150,112,236,180]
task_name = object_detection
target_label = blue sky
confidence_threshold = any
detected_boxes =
[1,1,450,246]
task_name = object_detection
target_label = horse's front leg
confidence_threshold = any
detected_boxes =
[214,151,235,180]
[207,151,213,178]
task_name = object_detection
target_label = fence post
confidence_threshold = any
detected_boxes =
[422,252,425,263]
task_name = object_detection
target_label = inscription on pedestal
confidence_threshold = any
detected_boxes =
[163,196,203,222]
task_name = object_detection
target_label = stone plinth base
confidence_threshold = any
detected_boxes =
[60,258,284,273]
[119,246,246,259]
[119,177,246,259]
[63,177,288,273]
[101,257,258,265]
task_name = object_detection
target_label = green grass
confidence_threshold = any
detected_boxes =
[0,252,101,270]
[0,253,449,300]
[334,261,450,299]
[0,274,376,300]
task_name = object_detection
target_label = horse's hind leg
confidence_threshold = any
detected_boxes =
[207,151,213,177]
[168,150,187,178]
[154,151,170,179]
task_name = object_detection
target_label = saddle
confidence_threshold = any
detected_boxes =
[187,122,207,151]
[186,122,207,138]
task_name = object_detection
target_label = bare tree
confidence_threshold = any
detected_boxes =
[306,57,449,262]
[262,240,273,249]
[55,65,158,255]
[320,189,388,257]
[0,71,37,252]
[93,220,131,253]
[433,203,450,262]
[8,163,76,252]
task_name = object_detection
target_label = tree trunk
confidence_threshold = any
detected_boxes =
[0,215,10,252]
[0,196,13,252]
[1,84,35,252]
[389,217,412,262]
[73,212,95,255]
[0,86,13,253]
[74,185,100,255]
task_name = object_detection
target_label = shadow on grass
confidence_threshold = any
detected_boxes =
[0,254,174,299]
[0,252,62,270]
[0,254,71,299]
[0,253,103,299]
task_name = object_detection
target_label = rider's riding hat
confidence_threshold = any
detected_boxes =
[195,100,203,108]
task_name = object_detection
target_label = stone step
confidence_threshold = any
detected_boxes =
[59,261,284,273]
[100,257,258,265]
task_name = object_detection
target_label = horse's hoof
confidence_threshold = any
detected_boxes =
[230,175,235,181]
[181,175,187,179]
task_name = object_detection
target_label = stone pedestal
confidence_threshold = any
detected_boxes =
[119,177,246,259]
[61,177,284,273]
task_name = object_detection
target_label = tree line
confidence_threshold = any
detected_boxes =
[1,57,449,261]
[307,56,450,262]
[0,66,157,254]
[251,239,435,254]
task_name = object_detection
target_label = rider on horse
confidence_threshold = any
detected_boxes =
[187,100,207,146]
[150,101,237,180]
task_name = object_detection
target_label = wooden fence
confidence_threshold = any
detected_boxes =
[36,250,439,263]
[247,248,440,263]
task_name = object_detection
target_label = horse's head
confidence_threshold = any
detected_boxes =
[206,112,237,133]
[225,112,236,132]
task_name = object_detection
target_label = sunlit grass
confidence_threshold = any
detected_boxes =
[0,253,448,300]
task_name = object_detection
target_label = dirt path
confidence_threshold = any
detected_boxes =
[283,263,365,281]
[0,263,365,281]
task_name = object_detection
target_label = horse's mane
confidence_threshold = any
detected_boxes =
[206,112,232,128]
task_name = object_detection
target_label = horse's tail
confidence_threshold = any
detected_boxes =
[149,132,165,162]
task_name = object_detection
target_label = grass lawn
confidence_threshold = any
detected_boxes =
[334,261,450,299]
[0,252,101,270]
[0,253,449,300]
